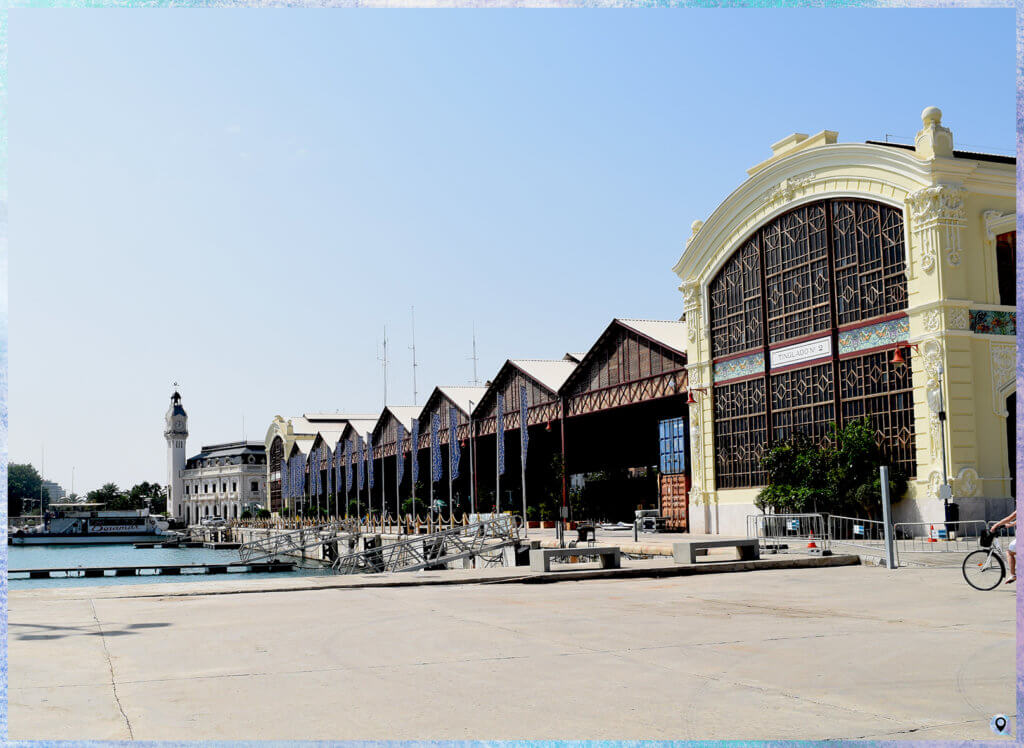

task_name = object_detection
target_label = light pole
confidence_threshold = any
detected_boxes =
[468,401,477,515]
[892,344,950,514]
[935,362,950,515]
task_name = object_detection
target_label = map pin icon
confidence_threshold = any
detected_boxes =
[991,715,1008,735]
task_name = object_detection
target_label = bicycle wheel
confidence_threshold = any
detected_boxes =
[963,549,1005,591]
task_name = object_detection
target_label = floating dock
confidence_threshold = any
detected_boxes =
[9,561,296,579]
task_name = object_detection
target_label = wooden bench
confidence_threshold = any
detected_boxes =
[529,546,621,572]
[672,539,760,564]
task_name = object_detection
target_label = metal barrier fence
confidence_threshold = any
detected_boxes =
[827,514,891,562]
[746,513,829,554]
[752,510,1017,567]
[893,519,1007,555]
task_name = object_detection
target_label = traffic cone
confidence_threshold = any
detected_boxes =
[806,532,818,550]
[928,524,937,542]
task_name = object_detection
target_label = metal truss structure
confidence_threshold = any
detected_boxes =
[332,515,519,575]
[238,519,360,563]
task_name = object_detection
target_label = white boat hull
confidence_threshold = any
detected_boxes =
[9,534,171,546]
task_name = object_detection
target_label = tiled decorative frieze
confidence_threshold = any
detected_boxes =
[970,310,1015,336]
[713,352,764,383]
[838,316,909,355]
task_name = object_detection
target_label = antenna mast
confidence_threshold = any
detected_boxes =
[409,307,418,405]
[378,324,389,407]
[468,322,480,385]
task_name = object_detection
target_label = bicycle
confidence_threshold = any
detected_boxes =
[962,530,1007,590]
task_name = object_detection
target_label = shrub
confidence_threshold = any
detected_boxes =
[757,418,907,519]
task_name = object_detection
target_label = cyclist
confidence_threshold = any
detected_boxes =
[990,510,1016,584]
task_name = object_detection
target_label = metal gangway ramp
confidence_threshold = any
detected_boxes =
[332,515,520,575]
[238,520,359,563]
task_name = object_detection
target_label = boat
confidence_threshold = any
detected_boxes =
[8,503,176,545]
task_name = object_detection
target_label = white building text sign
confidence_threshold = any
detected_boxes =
[769,336,832,370]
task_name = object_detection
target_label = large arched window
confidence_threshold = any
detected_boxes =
[269,436,285,512]
[709,199,915,488]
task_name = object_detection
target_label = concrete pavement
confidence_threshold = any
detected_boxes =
[7,564,1016,741]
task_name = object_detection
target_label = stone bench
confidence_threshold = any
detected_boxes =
[529,546,621,572]
[672,539,760,564]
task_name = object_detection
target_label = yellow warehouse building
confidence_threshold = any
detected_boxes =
[673,107,1016,535]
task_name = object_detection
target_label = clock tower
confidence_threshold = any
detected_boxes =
[164,389,188,520]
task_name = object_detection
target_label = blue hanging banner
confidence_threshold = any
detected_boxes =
[345,439,353,493]
[357,437,365,491]
[367,432,374,489]
[326,446,333,498]
[335,442,343,496]
[449,409,460,480]
[312,448,319,497]
[411,418,420,484]
[396,422,406,486]
[431,413,443,483]
[520,384,529,459]
[282,457,289,500]
[497,393,506,476]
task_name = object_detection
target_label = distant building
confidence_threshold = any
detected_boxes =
[163,389,267,523]
[163,390,188,518]
[180,441,267,523]
[40,480,65,510]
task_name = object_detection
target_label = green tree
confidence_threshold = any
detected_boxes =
[756,418,907,519]
[825,418,908,518]
[8,463,48,516]
[128,482,167,514]
[86,483,125,507]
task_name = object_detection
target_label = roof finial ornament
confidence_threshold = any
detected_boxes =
[687,219,704,246]
[915,105,953,159]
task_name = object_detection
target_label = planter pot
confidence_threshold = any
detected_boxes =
[540,521,555,529]
[527,520,540,528]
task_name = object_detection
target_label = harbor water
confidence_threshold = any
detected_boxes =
[7,542,331,589]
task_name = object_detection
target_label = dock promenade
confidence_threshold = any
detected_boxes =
[7,561,1015,741]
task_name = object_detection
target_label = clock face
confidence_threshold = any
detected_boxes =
[175,418,185,431]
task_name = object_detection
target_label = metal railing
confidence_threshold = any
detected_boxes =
[746,513,829,554]
[332,515,519,575]
[238,519,359,563]
[827,515,891,562]
[893,520,992,555]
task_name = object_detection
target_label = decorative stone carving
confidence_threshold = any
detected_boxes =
[949,307,970,330]
[983,210,1015,242]
[687,219,704,246]
[914,107,954,159]
[927,470,944,500]
[990,342,1016,417]
[920,338,945,460]
[906,184,966,271]
[923,309,942,333]
[761,172,816,207]
[953,467,979,498]
[689,418,703,495]
[681,281,703,343]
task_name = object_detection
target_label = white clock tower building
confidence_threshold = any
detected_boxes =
[164,390,188,520]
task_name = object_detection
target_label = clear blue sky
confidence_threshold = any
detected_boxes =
[9,9,1015,494]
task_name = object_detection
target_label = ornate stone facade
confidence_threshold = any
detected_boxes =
[672,107,1016,533]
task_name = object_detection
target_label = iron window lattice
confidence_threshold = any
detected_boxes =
[708,198,915,488]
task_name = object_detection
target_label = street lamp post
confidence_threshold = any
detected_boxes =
[468,401,477,515]
[936,362,950,514]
